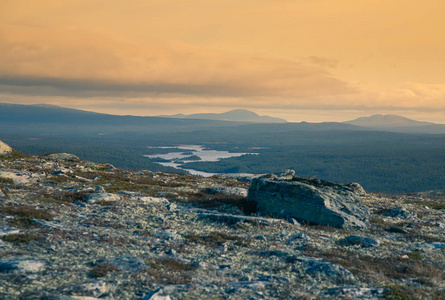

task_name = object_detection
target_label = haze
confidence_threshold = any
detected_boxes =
[1,0,444,122]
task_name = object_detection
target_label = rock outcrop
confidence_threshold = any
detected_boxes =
[247,173,369,229]
[0,140,12,155]
[0,155,444,299]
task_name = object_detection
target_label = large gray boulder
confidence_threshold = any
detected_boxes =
[247,174,369,229]
[0,140,13,155]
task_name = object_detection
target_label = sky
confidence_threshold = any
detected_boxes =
[1,0,445,123]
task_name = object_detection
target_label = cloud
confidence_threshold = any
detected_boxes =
[0,25,354,100]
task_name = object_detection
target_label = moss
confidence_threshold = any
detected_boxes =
[1,233,42,243]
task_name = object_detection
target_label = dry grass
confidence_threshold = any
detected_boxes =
[0,204,54,220]
[90,263,118,278]
[1,233,43,243]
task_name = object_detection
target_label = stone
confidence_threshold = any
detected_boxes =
[105,256,147,272]
[80,281,111,297]
[383,207,417,219]
[247,175,369,229]
[288,218,301,226]
[86,193,120,204]
[138,196,169,204]
[208,186,248,197]
[142,290,172,300]
[303,258,356,284]
[0,140,13,155]
[274,169,296,180]
[418,242,445,250]
[0,257,46,273]
[340,235,380,248]
[118,190,140,196]
[154,231,181,241]
[32,219,69,231]
[327,287,386,298]
[0,224,20,236]
[95,186,106,193]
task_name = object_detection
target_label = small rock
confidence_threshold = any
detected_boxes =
[95,186,106,193]
[166,203,177,211]
[327,287,386,298]
[0,257,46,273]
[138,197,169,204]
[288,218,301,226]
[78,281,111,297]
[86,193,120,204]
[105,256,147,272]
[254,235,267,242]
[154,231,181,241]
[73,201,87,208]
[340,235,380,248]
[303,258,356,284]
[383,207,417,220]
[142,290,172,300]
[0,225,20,236]
[118,190,140,196]
[208,186,248,197]
[291,233,310,240]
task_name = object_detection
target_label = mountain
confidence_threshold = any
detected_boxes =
[345,114,434,128]
[160,109,288,123]
[343,114,445,134]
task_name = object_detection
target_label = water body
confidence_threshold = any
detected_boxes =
[145,145,258,177]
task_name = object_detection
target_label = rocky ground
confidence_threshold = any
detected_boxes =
[0,149,444,299]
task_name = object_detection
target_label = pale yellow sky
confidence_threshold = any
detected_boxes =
[1,0,445,122]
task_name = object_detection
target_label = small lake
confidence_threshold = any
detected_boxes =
[144,145,258,177]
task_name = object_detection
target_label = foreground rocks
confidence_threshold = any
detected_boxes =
[0,150,444,299]
[247,174,370,229]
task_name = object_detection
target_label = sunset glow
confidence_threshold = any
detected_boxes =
[1,0,444,122]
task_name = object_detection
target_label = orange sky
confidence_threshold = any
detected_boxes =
[1,0,445,122]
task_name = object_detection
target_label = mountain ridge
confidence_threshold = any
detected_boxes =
[345,114,435,127]
[159,109,288,123]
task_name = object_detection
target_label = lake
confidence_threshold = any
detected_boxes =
[144,145,258,176]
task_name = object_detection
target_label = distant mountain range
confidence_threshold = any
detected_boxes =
[159,109,287,123]
[345,114,434,127]
[344,114,445,134]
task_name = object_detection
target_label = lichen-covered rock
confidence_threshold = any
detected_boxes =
[0,257,45,273]
[85,193,120,204]
[247,175,369,229]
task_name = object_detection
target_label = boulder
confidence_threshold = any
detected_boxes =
[0,140,13,155]
[247,174,369,229]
